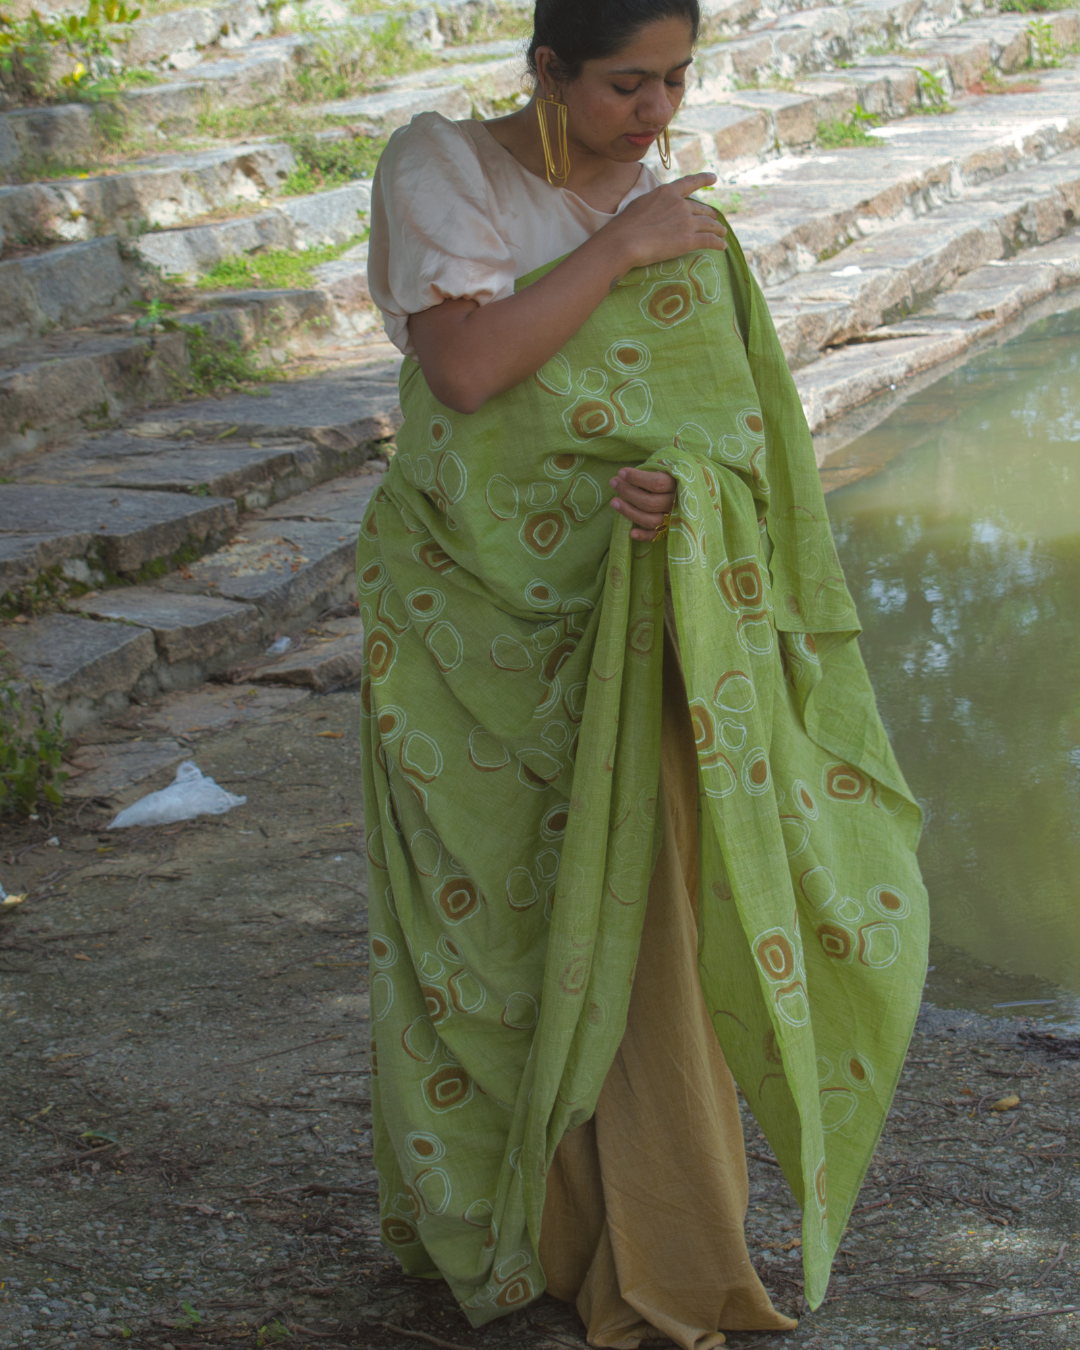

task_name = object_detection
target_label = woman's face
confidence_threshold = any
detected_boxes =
[536,17,694,164]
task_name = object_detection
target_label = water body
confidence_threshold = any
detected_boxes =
[825,307,1080,1020]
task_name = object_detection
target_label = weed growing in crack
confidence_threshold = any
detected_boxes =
[167,324,279,397]
[818,107,882,149]
[194,234,367,291]
[0,674,68,817]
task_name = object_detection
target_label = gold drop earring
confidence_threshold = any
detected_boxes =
[536,90,570,186]
[658,126,673,171]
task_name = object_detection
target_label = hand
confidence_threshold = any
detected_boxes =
[600,173,727,274]
[610,466,676,541]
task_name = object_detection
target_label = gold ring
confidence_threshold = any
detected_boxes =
[655,511,672,541]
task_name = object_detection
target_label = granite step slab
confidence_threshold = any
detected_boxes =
[0,238,136,350]
[69,587,262,678]
[302,83,472,132]
[133,181,372,283]
[62,737,190,799]
[10,431,366,513]
[246,616,364,693]
[0,483,237,606]
[0,611,158,734]
[0,142,296,247]
[145,356,403,450]
[259,459,386,523]
[162,519,361,622]
[0,288,341,466]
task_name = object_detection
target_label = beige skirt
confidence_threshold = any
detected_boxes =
[538,618,799,1349]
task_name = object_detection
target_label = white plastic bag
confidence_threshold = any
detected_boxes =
[107,761,247,829]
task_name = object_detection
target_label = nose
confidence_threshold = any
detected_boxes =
[639,79,676,127]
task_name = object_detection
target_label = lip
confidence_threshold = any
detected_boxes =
[624,132,658,147]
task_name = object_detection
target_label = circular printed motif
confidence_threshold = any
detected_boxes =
[400,730,443,784]
[491,635,533,672]
[485,473,519,520]
[792,780,818,819]
[418,540,456,575]
[816,922,855,962]
[468,725,511,772]
[527,481,558,509]
[410,828,442,877]
[736,408,765,440]
[502,991,539,1030]
[371,972,395,1020]
[641,279,695,328]
[520,510,569,558]
[535,352,573,396]
[357,560,387,594]
[366,626,398,683]
[606,339,651,374]
[780,815,810,857]
[448,969,486,1013]
[562,472,604,524]
[800,865,836,909]
[406,587,445,622]
[382,1216,420,1246]
[742,748,771,795]
[414,1167,452,1215]
[857,921,901,968]
[377,705,406,742]
[577,366,609,396]
[841,1052,874,1090]
[437,876,480,924]
[611,378,653,427]
[506,866,538,910]
[820,1088,858,1132]
[424,621,464,673]
[422,1063,474,1113]
[544,452,582,478]
[563,396,617,442]
[824,762,870,803]
[834,896,864,924]
[674,421,712,456]
[421,984,450,1023]
[714,558,764,613]
[402,1016,439,1063]
[437,935,462,964]
[429,415,453,450]
[559,955,590,995]
[868,884,911,919]
[719,718,746,751]
[462,1198,493,1228]
[754,929,796,982]
[814,1159,828,1211]
[688,251,722,303]
[774,979,810,1027]
[714,670,756,713]
[494,1273,535,1309]
[541,804,569,838]
[370,933,397,968]
[737,610,774,656]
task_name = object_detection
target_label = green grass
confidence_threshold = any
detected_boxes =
[1001,0,1073,11]
[281,134,387,193]
[817,116,882,149]
[195,234,367,291]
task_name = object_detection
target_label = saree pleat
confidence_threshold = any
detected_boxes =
[539,616,797,1348]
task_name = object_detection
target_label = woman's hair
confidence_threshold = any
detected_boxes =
[526,0,701,83]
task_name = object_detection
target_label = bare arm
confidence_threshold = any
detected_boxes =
[408,172,726,415]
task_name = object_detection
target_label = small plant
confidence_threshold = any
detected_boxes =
[817,109,882,149]
[700,189,742,216]
[1026,17,1062,67]
[168,322,279,397]
[256,1320,293,1347]
[914,66,953,113]
[288,18,426,104]
[0,676,68,817]
[132,297,176,333]
[0,1,142,106]
[1001,0,1071,11]
[283,132,387,192]
[176,1301,202,1331]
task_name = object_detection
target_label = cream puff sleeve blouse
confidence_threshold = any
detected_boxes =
[367,111,660,355]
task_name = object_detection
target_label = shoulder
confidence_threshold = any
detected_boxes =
[376,112,485,188]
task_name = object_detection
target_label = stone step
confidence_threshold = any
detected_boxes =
[0,288,345,465]
[768,144,1080,364]
[0,142,295,248]
[0,238,137,350]
[0,482,237,612]
[133,180,372,283]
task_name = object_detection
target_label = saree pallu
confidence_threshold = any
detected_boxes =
[356,226,929,1327]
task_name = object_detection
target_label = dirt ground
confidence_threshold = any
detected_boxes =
[1,684,1078,1350]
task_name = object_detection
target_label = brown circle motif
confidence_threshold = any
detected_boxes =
[816,922,855,962]
[421,984,449,1023]
[422,1063,474,1113]
[381,1217,419,1246]
[825,763,870,803]
[438,877,480,924]
[755,930,796,982]
[520,510,569,559]
[565,397,617,441]
[366,626,398,683]
[641,280,695,328]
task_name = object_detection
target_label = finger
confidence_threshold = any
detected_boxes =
[610,497,669,531]
[612,483,675,514]
[672,171,717,198]
[615,466,677,494]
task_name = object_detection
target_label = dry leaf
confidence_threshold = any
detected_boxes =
[991,1094,1020,1112]
[73,952,91,962]
[1,894,26,908]
[317,731,344,739]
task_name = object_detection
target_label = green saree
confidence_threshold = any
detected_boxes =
[357,226,928,1326]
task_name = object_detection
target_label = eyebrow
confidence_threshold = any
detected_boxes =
[607,57,693,76]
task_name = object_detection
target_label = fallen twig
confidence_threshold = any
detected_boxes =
[372,1322,475,1350]
[747,1151,781,1168]
[979,1304,1079,1326]
[226,1034,345,1067]
[1033,1241,1068,1289]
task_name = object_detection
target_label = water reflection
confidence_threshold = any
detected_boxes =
[826,309,1080,1006]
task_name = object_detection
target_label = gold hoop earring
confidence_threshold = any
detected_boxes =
[658,126,672,171]
[536,93,570,186]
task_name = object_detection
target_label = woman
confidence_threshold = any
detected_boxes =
[359,2,929,1346]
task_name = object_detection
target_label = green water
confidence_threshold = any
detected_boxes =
[825,307,1080,1019]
